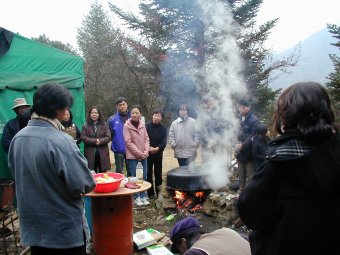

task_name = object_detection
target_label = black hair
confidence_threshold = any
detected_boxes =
[61,109,74,127]
[131,105,142,113]
[273,82,336,143]
[171,229,203,254]
[253,123,268,144]
[86,106,104,123]
[115,97,127,105]
[19,108,31,129]
[178,103,190,116]
[254,123,268,138]
[153,109,164,119]
[239,99,250,107]
[30,83,73,118]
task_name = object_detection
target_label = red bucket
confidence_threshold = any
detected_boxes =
[93,173,125,193]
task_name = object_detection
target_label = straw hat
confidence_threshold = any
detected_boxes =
[12,98,30,110]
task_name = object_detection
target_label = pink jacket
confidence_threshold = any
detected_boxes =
[123,119,150,160]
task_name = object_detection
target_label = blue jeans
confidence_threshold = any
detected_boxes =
[114,153,130,175]
[126,159,148,199]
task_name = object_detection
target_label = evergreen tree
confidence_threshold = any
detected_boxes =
[32,34,78,55]
[77,1,129,115]
[109,0,296,120]
[326,23,340,125]
[326,24,340,101]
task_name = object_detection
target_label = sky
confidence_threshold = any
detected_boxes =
[0,0,339,53]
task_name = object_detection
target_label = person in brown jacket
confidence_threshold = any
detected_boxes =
[81,107,111,173]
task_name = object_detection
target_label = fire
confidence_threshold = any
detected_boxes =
[195,191,204,198]
[174,190,205,212]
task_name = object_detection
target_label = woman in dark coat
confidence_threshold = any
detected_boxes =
[251,123,269,172]
[61,109,81,145]
[81,107,111,172]
[237,82,340,255]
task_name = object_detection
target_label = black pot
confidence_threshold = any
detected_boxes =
[166,166,210,191]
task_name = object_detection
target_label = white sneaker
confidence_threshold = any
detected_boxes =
[141,197,150,205]
[134,197,143,206]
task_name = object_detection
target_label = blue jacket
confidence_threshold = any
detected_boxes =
[8,120,96,248]
[107,111,131,154]
[1,117,20,153]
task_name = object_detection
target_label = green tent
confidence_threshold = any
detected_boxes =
[0,27,86,179]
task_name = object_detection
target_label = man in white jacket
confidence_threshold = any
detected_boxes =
[168,103,199,166]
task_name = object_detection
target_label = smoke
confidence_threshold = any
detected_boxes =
[191,0,247,189]
[161,1,247,189]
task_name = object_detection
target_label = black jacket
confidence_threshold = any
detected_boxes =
[145,122,167,153]
[236,112,259,161]
[237,131,340,255]
[1,117,20,153]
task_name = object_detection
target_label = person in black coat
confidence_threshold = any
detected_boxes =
[237,82,340,255]
[61,109,81,146]
[235,99,259,191]
[1,98,31,153]
[252,123,270,172]
[145,109,167,197]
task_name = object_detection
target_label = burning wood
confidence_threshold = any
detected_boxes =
[173,190,206,212]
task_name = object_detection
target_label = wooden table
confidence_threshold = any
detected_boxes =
[86,182,151,255]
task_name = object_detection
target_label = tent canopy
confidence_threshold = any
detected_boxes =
[0,27,86,178]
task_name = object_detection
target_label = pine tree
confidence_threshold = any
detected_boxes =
[326,24,340,125]
[326,24,340,101]
[77,1,130,115]
[109,0,296,120]
[32,34,78,55]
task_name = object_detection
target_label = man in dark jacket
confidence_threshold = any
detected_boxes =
[235,99,259,191]
[1,98,31,153]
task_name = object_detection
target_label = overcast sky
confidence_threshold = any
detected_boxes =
[0,0,339,53]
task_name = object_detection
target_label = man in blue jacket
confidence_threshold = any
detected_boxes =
[235,99,259,192]
[107,97,131,175]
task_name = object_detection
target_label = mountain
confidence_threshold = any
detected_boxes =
[269,28,338,90]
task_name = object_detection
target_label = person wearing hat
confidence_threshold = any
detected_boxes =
[170,217,251,255]
[235,99,259,192]
[1,98,31,153]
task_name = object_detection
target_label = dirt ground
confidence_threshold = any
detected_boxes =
[108,146,244,255]
[5,147,241,255]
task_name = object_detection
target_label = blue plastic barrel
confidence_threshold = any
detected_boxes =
[84,196,92,234]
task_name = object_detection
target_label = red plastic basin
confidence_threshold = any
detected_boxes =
[93,173,125,193]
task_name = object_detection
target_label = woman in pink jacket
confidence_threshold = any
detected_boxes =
[123,105,150,206]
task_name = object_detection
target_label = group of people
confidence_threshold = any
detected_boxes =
[105,98,168,206]
[1,95,169,207]
[2,81,340,255]
[170,81,340,255]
